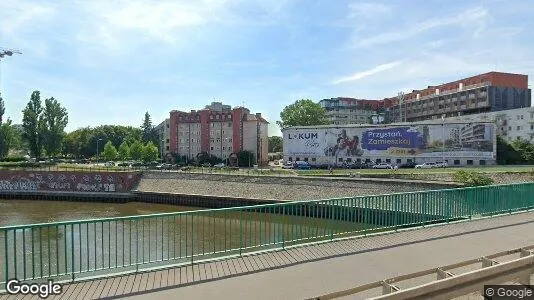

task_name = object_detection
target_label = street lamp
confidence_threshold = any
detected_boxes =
[398,92,405,123]
[0,48,22,111]
[442,116,445,164]
[96,138,103,163]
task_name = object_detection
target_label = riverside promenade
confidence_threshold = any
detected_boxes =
[3,211,533,300]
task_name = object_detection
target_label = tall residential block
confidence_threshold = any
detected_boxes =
[168,102,269,165]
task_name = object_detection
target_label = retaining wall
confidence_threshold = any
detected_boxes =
[0,171,142,193]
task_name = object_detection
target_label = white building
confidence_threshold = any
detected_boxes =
[408,107,534,143]
[155,119,170,159]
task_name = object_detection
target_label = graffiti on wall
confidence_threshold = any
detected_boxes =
[0,171,141,193]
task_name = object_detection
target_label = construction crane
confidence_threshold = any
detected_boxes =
[0,48,22,59]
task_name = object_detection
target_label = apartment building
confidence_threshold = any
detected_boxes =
[319,97,383,125]
[168,102,269,165]
[387,72,531,123]
[414,106,534,143]
[155,119,170,158]
[320,72,531,126]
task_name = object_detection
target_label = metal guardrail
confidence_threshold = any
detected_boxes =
[310,245,534,299]
[1,183,534,290]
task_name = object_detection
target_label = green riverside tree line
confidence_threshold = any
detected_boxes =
[0,90,161,162]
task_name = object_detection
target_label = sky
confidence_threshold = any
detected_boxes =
[1,0,533,136]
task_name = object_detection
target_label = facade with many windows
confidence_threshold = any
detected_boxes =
[168,102,269,165]
[155,119,170,158]
[320,72,531,126]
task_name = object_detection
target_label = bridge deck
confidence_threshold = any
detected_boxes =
[2,211,534,300]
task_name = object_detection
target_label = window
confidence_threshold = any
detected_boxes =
[346,158,352,162]
[509,126,512,131]
[311,157,316,162]
[210,115,213,120]
[517,126,521,131]
[396,159,402,163]
[454,160,460,165]
[407,159,412,163]
[531,125,534,130]
[385,159,391,163]
[191,139,194,142]
[304,157,308,162]
[376,159,381,163]
[356,158,361,163]
[521,115,524,120]
[166,139,169,143]
[228,123,232,127]
[166,146,169,150]
[288,157,293,161]
[210,147,214,150]
[479,160,486,165]
[222,147,225,150]
[467,160,473,165]
[338,158,343,162]
[296,157,300,161]
[166,124,169,128]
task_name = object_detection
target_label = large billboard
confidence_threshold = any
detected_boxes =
[283,123,495,159]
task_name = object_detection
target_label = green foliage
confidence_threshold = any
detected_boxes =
[277,99,329,128]
[42,97,68,157]
[0,94,13,159]
[118,141,130,161]
[237,150,255,167]
[497,136,534,164]
[0,120,14,159]
[141,112,159,145]
[268,136,283,152]
[62,125,142,158]
[129,140,143,161]
[1,156,27,162]
[453,170,494,186]
[195,152,220,165]
[22,91,45,159]
[102,141,118,161]
[142,141,158,162]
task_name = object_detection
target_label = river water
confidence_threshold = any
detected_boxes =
[0,199,198,227]
[0,199,372,284]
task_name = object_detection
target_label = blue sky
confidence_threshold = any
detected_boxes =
[1,0,533,136]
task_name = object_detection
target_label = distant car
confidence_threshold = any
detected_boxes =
[213,163,226,168]
[347,162,374,169]
[372,162,394,169]
[293,161,312,170]
[435,161,448,168]
[415,162,437,169]
[282,161,294,169]
[201,163,212,167]
[399,161,418,169]
[104,161,115,167]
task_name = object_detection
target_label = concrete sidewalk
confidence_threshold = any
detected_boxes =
[3,212,534,300]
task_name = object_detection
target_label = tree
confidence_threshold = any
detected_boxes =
[237,150,255,167]
[22,91,45,159]
[268,136,283,153]
[118,141,130,161]
[102,141,118,161]
[277,99,329,128]
[42,97,68,157]
[142,142,158,162]
[141,112,159,143]
[0,94,14,159]
[129,140,143,161]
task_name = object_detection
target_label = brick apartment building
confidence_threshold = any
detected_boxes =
[320,72,531,125]
[168,102,269,165]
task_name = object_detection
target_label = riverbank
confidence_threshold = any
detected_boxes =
[136,172,457,201]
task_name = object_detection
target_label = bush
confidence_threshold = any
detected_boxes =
[1,156,27,162]
[453,170,494,186]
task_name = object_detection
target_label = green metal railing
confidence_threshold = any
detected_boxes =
[1,182,534,289]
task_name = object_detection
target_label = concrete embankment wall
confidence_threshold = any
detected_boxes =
[0,170,142,193]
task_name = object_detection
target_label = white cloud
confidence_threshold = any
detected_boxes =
[331,61,403,85]
[355,6,489,47]
[348,2,391,18]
